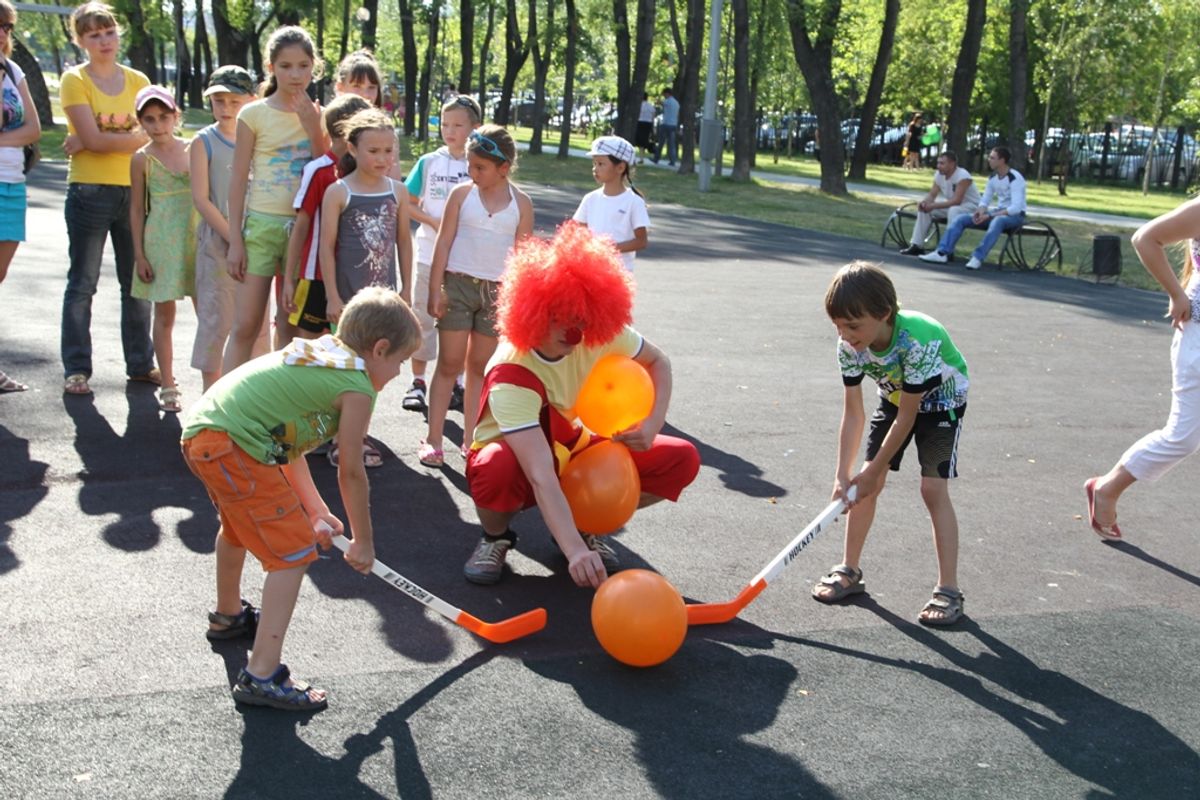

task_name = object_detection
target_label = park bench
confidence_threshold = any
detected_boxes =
[881,202,1063,271]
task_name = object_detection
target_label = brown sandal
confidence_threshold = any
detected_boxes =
[918,586,965,626]
[812,564,865,603]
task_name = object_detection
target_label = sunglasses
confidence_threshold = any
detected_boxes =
[0,23,14,35]
[452,96,479,114]
[469,131,508,162]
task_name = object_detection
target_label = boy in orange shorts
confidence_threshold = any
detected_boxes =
[181,286,421,711]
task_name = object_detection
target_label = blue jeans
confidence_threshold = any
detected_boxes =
[654,124,679,165]
[936,211,1026,262]
[61,183,154,379]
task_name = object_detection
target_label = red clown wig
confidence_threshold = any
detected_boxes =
[496,222,634,352]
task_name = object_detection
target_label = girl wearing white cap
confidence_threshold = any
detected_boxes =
[573,136,650,271]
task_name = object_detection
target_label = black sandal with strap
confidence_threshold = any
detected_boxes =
[812,564,866,604]
[918,586,965,627]
[206,599,259,641]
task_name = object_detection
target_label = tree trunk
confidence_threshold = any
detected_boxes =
[362,0,379,51]
[613,0,630,136]
[459,0,476,95]
[676,0,704,174]
[946,0,986,161]
[11,39,53,128]
[211,0,250,67]
[529,0,555,154]
[173,0,193,107]
[1006,0,1028,171]
[847,0,898,180]
[398,0,419,135]
[339,0,352,65]
[418,0,445,141]
[786,0,847,195]
[193,0,212,107]
[616,0,655,143]
[478,0,496,108]
[497,0,532,125]
[120,0,157,79]
[557,0,578,158]
[730,0,752,180]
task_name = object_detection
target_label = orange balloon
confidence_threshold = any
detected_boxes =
[592,569,687,667]
[560,441,641,534]
[576,355,655,437]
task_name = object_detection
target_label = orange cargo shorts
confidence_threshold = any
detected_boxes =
[182,429,318,572]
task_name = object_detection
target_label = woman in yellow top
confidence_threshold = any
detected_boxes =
[59,2,156,396]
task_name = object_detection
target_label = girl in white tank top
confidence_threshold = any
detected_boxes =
[420,126,534,467]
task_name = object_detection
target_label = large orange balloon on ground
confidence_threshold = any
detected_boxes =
[559,441,640,534]
[592,569,687,667]
[576,355,655,437]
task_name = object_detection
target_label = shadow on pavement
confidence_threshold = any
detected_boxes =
[0,425,49,574]
[771,596,1200,797]
[63,386,213,552]
[225,651,496,799]
[663,422,787,498]
[1105,540,1200,589]
[525,639,837,799]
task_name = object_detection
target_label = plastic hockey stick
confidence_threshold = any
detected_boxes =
[331,536,547,643]
[685,487,856,626]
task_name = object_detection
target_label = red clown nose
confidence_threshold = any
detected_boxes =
[564,327,584,345]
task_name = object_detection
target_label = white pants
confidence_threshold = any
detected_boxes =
[411,260,439,364]
[1121,321,1200,482]
[911,203,976,246]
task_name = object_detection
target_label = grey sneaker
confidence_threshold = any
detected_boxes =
[464,533,515,584]
[582,534,620,573]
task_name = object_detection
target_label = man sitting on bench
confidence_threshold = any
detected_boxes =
[920,146,1027,270]
[900,150,980,256]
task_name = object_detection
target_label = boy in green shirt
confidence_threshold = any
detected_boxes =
[182,286,421,710]
[812,262,969,626]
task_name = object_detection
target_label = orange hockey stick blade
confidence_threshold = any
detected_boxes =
[455,607,548,643]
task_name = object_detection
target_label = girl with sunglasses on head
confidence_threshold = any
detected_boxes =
[420,124,533,467]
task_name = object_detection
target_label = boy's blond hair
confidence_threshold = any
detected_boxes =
[336,287,422,357]
[442,95,482,125]
[824,261,899,324]
[71,2,120,41]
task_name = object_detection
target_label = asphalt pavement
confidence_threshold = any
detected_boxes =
[1,162,1197,799]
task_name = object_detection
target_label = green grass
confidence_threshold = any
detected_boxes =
[507,126,1189,221]
[507,149,1159,292]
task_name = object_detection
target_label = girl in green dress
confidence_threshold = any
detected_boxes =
[130,85,197,412]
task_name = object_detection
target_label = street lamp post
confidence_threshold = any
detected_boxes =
[698,0,723,192]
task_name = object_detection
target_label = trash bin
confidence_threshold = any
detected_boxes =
[1092,234,1121,277]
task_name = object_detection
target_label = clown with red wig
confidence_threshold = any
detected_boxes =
[464,223,700,588]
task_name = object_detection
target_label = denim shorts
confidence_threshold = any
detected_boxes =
[0,182,27,241]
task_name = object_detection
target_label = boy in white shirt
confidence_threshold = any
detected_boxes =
[572,136,651,272]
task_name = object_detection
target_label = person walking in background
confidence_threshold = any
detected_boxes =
[59,2,155,396]
[0,0,39,393]
[902,113,924,170]
[635,93,655,164]
[1085,197,1200,543]
[652,88,680,167]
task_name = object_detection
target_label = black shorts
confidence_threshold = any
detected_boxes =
[865,401,965,478]
[289,278,331,334]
